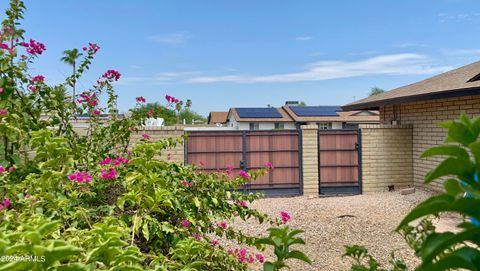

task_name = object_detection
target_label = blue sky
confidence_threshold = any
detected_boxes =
[2,0,480,115]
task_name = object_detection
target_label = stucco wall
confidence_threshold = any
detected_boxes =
[380,95,480,191]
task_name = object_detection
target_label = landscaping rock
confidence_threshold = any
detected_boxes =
[400,187,415,195]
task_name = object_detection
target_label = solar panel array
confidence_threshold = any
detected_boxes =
[236,107,282,118]
[289,106,342,116]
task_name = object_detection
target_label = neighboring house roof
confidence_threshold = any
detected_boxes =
[207,112,228,124]
[228,107,294,122]
[343,60,480,111]
[282,106,379,123]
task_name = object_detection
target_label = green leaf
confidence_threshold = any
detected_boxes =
[419,247,480,271]
[263,262,275,271]
[443,179,463,196]
[424,157,473,183]
[285,250,312,264]
[421,145,469,160]
[445,122,477,146]
[142,222,150,241]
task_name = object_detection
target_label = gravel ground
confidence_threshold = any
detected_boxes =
[232,190,458,271]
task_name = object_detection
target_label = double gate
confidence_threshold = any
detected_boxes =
[185,130,302,196]
[318,129,362,194]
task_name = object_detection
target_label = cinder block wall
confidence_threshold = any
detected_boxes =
[300,125,319,195]
[380,95,480,191]
[131,126,185,163]
[360,124,413,193]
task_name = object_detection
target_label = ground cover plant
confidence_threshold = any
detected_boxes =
[0,1,310,270]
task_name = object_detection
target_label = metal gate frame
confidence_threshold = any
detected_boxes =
[184,129,303,196]
[317,129,362,195]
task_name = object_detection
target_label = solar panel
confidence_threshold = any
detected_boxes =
[236,108,282,118]
[289,106,341,116]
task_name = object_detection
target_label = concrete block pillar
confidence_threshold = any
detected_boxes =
[301,125,319,195]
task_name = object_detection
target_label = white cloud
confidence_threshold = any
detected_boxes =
[395,42,428,48]
[148,32,190,45]
[440,48,480,56]
[185,54,451,84]
[437,12,480,22]
[295,36,313,41]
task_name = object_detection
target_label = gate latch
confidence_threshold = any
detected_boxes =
[240,160,246,169]
[355,142,359,150]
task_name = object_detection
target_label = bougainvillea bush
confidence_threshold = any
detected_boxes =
[0,1,309,270]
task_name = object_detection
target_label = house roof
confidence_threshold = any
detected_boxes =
[282,106,379,123]
[207,112,228,124]
[342,60,480,111]
[229,107,294,122]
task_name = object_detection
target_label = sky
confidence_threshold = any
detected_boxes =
[2,0,480,116]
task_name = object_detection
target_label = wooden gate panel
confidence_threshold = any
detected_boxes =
[318,130,361,194]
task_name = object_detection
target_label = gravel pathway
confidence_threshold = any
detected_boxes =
[233,190,456,271]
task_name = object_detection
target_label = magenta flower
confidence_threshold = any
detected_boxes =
[238,170,250,180]
[181,179,188,187]
[0,204,3,210]
[236,200,248,207]
[114,157,129,165]
[31,75,45,83]
[102,69,121,81]
[67,171,92,183]
[136,96,146,103]
[189,181,193,187]
[21,39,46,56]
[92,109,101,116]
[0,43,8,50]
[78,92,98,107]
[226,164,234,171]
[8,167,13,173]
[84,42,100,53]
[0,166,4,174]
[100,167,117,180]
[280,211,291,223]
[256,253,265,263]
[199,160,205,166]
[210,239,219,246]
[142,133,151,140]
[0,109,8,117]
[181,219,190,227]
[217,221,228,229]
[264,162,274,169]
[0,87,4,93]
[2,198,10,208]
[99,157,112,166]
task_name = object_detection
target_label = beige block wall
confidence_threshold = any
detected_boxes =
[131,126,185,163]
[380,95,480,191]
[360,124,413,192]
[301,125,319,195]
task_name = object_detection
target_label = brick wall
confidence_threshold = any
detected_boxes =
[301,125,319,195]
[380,95,480,191]
[131,126,185,163]
[360,124,413,192]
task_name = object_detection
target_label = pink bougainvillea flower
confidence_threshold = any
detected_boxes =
[2,198,10,208]
[0,87,4,93]
[263,162,274,169]
[100,167,117,180]
[0,204,3,210]
[256,253,265,263]
[248,255,255,263]
[238,170,250,180]
[84,42,100,53]
[181,179,188,187]
[102,69,121,81]
[28,85,37,92]
[0,43,8,50]
[142,133,151,140]
[92,109,101,116]
[31,75,45,83]
[199,160,205,166]
[217,221,228,229]
[114,157,128,165]
[181,219,190,227]
[0,108,8,116]
[67,171,92,183]
[189,181,193,187]
[192,233,201,240]
[225,164,234,171]
[0,166,4,174]
[78,92,98,107]
[280,211,291,223]
[136,96,146,103]
[236,200,248,207]
[21,39,46,56]
[210,239,219,246]
[99,157,113,166]
[8,167,13,173]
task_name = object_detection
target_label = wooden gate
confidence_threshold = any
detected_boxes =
[318,129,361,194]
[185,130,302,196]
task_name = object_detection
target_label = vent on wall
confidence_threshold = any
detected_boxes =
[467,73,480,83]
